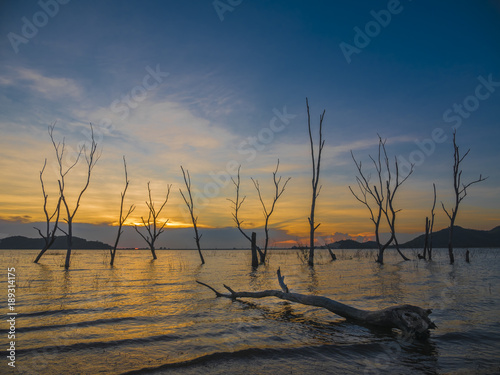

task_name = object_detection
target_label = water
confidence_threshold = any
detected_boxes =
[1,248,499,374]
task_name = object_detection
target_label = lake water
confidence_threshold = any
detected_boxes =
[1,248,499,375]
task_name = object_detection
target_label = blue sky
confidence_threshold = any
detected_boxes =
[1,0,499,248]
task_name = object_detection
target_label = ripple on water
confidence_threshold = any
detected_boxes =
[1,248,499,375]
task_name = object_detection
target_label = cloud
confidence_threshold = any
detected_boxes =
[0,215,33,223]
[0,66,84,101]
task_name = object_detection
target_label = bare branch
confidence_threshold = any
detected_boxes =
[111,156,135,265]
[251,160,291,258]
[350,135,411,263]
[135,182,171,259]
[442,130,488,264]
[306,98,325,266]
[180,166,205,264]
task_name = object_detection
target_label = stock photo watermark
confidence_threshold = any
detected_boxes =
[110,65,170,121]
[339,0,411,64]
[4,266,110,375]
[213,0,243,22]
[397,73,499,175]
[7,0,71,54]
[6,268,17,369]
[191,106,296,205]
[52,64,169,173]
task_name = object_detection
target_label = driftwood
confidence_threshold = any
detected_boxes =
[197,268,436,339]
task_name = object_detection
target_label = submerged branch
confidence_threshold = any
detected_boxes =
[197,268,436,339]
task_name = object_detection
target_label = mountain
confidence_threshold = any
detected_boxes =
[0,236,112,249]
[325,239,379,249]
[400,226,500,248]
[321,226,500,250]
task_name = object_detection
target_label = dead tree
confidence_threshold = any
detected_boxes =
[34,159,62,263]
[441,131,487,264]
[251,160,291,263]
[306,98,325,267]
[324,242,337,261]
[198,268,436,339]
[350,136,412,264]
[39,123,100,269]
[251,232,258,267]
[179,166,205,265]
[422,183,436,260]
[110,156,135,266]
[134,182,171,260]
[228,165,264,266]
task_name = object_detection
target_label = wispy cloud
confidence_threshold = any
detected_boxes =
[1,66,84,101]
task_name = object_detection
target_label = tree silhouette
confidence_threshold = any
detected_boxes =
[33,159,61,263]
[110,156,135,266]
[306,98,325,266]
[441,131,487,264]
[179,166,205,264]
[134,182,171,259]
[350,135,412,264]
[35,123,100,268]
[251,159,291,262]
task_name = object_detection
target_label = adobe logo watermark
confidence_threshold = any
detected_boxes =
[7,0,71,54]
[339,0,411,64]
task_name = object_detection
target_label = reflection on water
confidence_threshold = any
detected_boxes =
[0,248,499,375]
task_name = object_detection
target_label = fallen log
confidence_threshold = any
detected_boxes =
[197,268,436,339]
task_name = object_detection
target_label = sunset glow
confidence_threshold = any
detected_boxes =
[1,1,499,249]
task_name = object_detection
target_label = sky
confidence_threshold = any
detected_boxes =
[0,0,499,249]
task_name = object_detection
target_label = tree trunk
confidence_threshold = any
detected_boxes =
[110,249,116,266]
[251,232,258,268]
[393,237,410,261]
[422,217,429,260]
[308,225,315,266]
[194,228,205,265]
[465,249,470,263]
[376,250,384,264]
[34,247,49,263]
[428,230,433,261]
[375,231,385,264]
[197,269,436,339]
[448,225,455,264]
[65,249,71,269]
[65,223,72,269]
[327,247,336,261]
[151,246,157,260]
[197,247,205,265]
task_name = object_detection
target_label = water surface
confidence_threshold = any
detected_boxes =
[1,248,499,374]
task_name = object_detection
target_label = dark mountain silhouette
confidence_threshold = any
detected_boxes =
[1,226,498,250]
[399,226,500,248]
[325,239,379,249]
[0,236,112,249]
[322,226,499,249]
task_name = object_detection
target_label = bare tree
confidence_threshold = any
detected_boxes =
[198,268,436,339]
[350,136,412,264]
[306,98,325,267]
[134,182,171,260]
[110,156,135,266]
[43,123,100,269]
[179,166,205,265]
[441,131,487,264]
[228,165,263,267]
[34,159,62,263]
[251,160,291,263]
[421,183,436,260]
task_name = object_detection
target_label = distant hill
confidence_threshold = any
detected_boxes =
[400,226,500,248]
[321,226,500,250]
[0,236,112,249]
[325,239,379,249]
